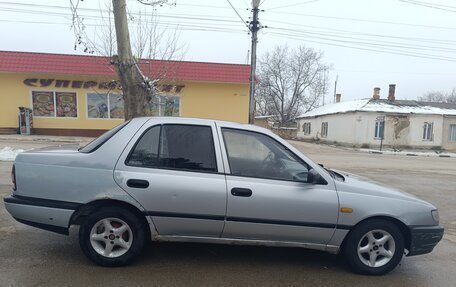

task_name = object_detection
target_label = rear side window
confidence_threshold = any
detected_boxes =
[126,124,217,173]
[127,126,160,167]
[79,121,130,153]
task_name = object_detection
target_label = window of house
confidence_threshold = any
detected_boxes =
[374,119,385,139]
[148,96,180,117]
[302,122,311,135]
[87,93,124,119]
[222,128,309,182]
[126,124,217,173]
[449,124,456,142]
[321,122,328,138]
[423,122,433,141]
[32,91,77,118]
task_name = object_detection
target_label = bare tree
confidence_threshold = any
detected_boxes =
[255,45,329,126]
[70,0,181,120]
[419,89,456,104]
[96,2,117,57]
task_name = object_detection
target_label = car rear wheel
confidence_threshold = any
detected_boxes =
[79,207,146,266]
[344,219,405,275]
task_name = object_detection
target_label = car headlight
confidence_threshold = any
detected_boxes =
[431,210,440,224]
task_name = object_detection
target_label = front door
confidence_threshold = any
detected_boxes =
[219,127,339,245]
[115,122,227,237]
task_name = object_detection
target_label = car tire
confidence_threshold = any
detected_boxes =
[344,219,405,275]
[79,206,146,267]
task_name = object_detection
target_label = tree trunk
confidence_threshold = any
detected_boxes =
[112,0,149,120]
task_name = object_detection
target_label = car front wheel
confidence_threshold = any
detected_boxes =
[344,219,405,275]
[79,207,146,266]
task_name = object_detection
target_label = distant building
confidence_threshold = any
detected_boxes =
[296,85,456,151]
[0,51,250,136]
[254,115,298,139]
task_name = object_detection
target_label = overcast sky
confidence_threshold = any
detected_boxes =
[1,0,456,103]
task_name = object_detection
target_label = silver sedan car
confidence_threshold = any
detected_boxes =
[4,117,443,275]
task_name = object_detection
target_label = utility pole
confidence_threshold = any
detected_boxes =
[322,70,326,105]
[333,75,339,103]
[248,0,261,124]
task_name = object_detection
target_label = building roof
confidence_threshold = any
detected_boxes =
[297,99,456,118]
[0,50,250,84]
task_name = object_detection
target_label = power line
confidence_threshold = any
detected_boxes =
[2,2,455,51]
[225,0,249,28]
[402,0,456,9]
[265,31,456,62]
[7,9,451,60]
[334,69,456,76]
[2,0,456,32]
[0,18,246,34]
[268,27,456,53]
[0,1,242,23]
[3,1,455,46]
[268,29,456,57]
[399,0,456,13]
[0,6,242,24]
[264,19,456,45]
[0,0,242,11]
[266,29,456,61]
[266,0,320,10]
[2,1,456,63]
[3,0,456,31]
[265,10,456,31]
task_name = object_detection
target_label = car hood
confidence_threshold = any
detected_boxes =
[332,169,430,205]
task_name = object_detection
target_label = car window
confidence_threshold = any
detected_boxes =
[159,124,217,172]
[222,128,309,182]
[127,125,161,167]
[79,120,130,153]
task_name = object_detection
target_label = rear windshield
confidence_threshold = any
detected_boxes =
[79,121,130,153]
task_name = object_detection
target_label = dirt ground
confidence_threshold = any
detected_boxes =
[0,138,455,286]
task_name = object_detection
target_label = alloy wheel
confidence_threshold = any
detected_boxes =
[89,217,133,258]
[357,229,396,268]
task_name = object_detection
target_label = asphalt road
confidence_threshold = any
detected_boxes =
[0,140,455,287]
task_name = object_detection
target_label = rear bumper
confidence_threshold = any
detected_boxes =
[3,195,80,235]
[408,225,444,256]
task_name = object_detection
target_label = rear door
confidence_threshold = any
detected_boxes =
[114,120,227,237]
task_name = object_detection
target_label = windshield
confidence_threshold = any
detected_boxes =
[79,121,130,153]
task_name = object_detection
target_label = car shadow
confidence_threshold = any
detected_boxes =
[136,241,349,272]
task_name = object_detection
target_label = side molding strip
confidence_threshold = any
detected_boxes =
[145,211,352,230]
[4,195,81,210]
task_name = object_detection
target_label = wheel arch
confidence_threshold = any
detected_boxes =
[341,216,411,253]
[70,199,152,240]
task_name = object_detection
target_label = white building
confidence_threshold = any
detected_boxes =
[296,87,456,151]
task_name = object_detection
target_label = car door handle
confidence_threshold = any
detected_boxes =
[127,179,149,189]
[231,188,252,197]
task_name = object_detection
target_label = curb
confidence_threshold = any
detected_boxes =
[367,150,454,158]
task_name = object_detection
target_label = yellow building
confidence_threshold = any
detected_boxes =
[0,51,250,136]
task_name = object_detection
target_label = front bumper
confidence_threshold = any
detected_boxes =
[408,225,444,256]
[3,195,79,235]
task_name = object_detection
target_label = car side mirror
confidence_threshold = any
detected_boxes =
[307,169,324,184]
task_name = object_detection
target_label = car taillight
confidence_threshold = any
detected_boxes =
[11,164,16,191]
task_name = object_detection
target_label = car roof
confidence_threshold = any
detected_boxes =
[132,116,273,135]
